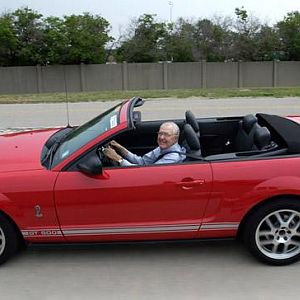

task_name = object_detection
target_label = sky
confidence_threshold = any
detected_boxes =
[0,0,299,38]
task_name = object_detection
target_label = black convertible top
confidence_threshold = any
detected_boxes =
[257,113,300,154]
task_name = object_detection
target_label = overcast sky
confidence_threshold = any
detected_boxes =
[0,0,299,37]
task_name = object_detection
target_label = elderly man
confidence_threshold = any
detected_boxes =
[103,122,186,166]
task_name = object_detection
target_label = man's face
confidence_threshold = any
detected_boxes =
[157,124,178,149]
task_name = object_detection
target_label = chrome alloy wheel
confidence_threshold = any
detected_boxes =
[0,226,6,256]
[255,209,300,260]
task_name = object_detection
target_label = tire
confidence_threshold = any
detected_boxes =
[243,199,300,265]
[0,214,19,265]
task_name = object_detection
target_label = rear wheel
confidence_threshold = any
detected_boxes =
[0,214,19,265]
[244,200,300,265]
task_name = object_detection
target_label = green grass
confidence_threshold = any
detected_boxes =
[0,87,300,104]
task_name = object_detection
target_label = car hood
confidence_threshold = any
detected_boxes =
[286,116,300,124]
[0,128,60,172]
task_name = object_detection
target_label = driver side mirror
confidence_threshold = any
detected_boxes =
[77,155,102,176]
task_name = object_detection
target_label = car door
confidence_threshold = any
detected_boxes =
[54,162,213,242]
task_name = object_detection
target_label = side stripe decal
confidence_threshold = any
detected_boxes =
[63,224,199,236]
[21,229,63,237]
[21,222,240,238]
[201,223,239,230]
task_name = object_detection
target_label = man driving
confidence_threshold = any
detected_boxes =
[103,122,186,166]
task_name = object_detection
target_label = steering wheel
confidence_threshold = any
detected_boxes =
[97,146,118,167]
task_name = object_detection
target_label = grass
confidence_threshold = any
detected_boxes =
[0,87,300,104]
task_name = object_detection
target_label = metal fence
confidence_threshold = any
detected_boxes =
[0,61,299,94]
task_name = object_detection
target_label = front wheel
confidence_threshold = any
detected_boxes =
[244,199,300,265]
[0,214,19,265]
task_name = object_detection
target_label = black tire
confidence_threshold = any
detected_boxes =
[244,199,300,265]
[0,214,19,265]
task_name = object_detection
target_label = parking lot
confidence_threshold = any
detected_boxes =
[1,97,300,300]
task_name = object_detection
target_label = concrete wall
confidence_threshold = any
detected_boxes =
[127,63,164,90]
[206,62,239,88]
[0,66,38,94]
[167,62,203,89]
[277,61,300,87]
[84,64,123,91]
[242,62,273,87]
[0,61,299,94]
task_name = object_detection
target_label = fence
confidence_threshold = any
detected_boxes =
[0,61,299,94]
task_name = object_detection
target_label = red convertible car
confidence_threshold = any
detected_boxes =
[1,97,300,265]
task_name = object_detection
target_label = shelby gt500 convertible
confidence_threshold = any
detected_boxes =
[1,97,300,265]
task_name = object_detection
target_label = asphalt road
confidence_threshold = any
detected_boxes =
[1,97,300,300]
[1,96,300,129]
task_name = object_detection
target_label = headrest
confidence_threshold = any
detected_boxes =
[185,110,200,135]
[132,111,141,123]
[184,124,201,151]
[254,127,271,150]
[242,114,257,134]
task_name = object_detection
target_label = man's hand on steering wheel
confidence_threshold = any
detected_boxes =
[109,140,128,156]
[103,146,122,163]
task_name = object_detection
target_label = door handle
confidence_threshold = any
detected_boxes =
[176,179,205,189]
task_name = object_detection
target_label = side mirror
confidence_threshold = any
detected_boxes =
[77,155,102,176]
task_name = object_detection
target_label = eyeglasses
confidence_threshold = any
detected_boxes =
[157,131,177,137]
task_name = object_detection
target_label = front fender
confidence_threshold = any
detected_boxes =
[0,192,23,229]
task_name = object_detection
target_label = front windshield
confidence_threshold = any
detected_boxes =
[51,103,122,168]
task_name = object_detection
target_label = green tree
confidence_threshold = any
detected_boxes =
[117,14,168,62]
[232,7,261,61]
[12,7,44,65]
[164,18,194,62]
[62,13,112,64]
[192,18,231,61]
[42,17,69,64]
[0,13,18,66]
[0,8,113,66]
[277,11,300,60]
[254,25,282,61]
[165,17,233,62]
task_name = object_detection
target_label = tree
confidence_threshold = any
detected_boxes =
[0,8,113,66]
[192,18,231,61]
[232,7,261,61]
[0,13,18,66]
[254,25,282,61]
[117,14,168,62]
[42,17,69,64]
[12,7,44,65]
[277,11,300,60]
[62,13,112,64]
[164,18,194,62]
[164,17,233,62]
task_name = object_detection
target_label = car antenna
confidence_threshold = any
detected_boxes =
[63,65,71,128]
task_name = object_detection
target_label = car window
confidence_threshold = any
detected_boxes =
[51,103,122,168]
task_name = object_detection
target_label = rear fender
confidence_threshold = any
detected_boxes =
[249,176,300,203]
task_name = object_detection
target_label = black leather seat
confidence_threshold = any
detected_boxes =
[183,124,202,160]
[253,127,271,150]
[234,114,258,151]
[185,111,200,137]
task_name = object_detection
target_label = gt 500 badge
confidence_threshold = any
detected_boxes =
[22,230,62,237]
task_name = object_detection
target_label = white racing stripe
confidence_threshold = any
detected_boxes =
[63,224,200,236]
[21,222,240,238]
[201,223,239,230]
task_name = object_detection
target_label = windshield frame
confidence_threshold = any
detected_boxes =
[50,102,123,169]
